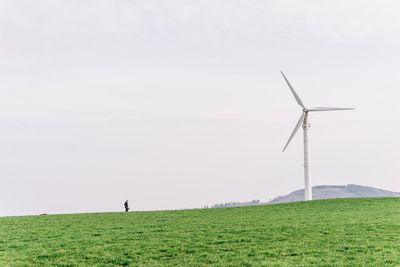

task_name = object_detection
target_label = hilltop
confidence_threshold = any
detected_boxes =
[1,198,400,266]
[269,184,400,204]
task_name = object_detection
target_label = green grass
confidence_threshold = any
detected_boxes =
[1,198,400,266]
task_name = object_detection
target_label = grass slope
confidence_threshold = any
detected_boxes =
[1,198,400,266]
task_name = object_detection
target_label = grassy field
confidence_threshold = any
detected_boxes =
[1,198,400,266]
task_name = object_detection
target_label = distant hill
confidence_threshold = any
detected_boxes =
[269,184,400,204]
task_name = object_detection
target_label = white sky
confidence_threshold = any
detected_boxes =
[1,0,400,216]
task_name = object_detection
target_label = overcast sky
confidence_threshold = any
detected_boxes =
[1,0,400,216]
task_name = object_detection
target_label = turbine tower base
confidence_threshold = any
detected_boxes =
[303,112,312,201]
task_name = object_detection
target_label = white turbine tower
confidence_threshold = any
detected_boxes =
[281,71,354,201]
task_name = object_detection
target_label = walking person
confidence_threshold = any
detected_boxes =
[124,200,130,212]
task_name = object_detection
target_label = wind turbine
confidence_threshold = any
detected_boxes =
[281,71,354,201]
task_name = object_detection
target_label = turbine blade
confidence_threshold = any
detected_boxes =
[283,112,305,152]
[308,107,354,112]
[280,71,305,108]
